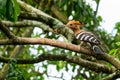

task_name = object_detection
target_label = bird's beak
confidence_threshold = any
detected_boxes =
[77,23,84,27]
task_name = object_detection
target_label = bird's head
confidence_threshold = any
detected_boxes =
[66,20,83,30]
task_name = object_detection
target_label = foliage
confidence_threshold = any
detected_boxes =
[0,0,119,80]
[0,0,20,21]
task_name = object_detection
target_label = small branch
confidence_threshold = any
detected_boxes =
[0,54,116,74]
[51,5,68,23]
[2,20,53,32]
[93,0,100,28]
[94,0,100,17]
[103,71,120,80]
[101,54,120,69]
[0,22,16,39]
[73,67,88,79]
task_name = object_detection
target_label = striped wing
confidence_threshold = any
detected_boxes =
[76,31,100,45]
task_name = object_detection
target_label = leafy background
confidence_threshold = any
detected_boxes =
[0,0,120,80]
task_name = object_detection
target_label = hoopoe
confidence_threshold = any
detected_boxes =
[66,20,103,54]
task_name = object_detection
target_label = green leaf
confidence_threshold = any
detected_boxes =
[6,0,13,21]
[56,61,65,71]
[12,0,20,21]
[6,0,20,21]
[118,54,120,60]
[97,16,102,22]
[40,76,44,80]
[116,42,120,46]
[78,0,83,8]
[0,0,7,18]
[115,22,120,33]
[8,77,18,80]
[60,0,68,7]
[109,49,118,56]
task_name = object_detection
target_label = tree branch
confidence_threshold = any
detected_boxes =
[1,21,120,72]
[0,0,118,79]
[0,37,91,55]
[0,54,116,74]
[17,0,75,42]
[19,11,55,27]
[0,22,16,39]
[103,71,120,80]
[0,0,119,76]
[0,37,120,70]
[51,5,68,23]
[1,20,53,32]
[94,0,100,17]
[17,0,63,29]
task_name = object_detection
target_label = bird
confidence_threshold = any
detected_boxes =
[66,20,103,54]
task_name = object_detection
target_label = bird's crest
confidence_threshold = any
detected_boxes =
[67,20,82,25]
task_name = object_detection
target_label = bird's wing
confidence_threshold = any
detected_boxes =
[76,31,100,45]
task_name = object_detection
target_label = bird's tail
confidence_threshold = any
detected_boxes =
[92,45,103,54]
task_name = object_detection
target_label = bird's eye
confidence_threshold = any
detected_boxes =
[70,24,73,26]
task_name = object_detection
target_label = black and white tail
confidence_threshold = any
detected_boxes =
[92,45,103,54]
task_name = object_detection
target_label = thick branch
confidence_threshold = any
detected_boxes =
[17,0,74,42]
[19,11,55,27]
[0,54,115,74]
[0,37,120,70]
[17,0,63,29]
[0,37,91,55]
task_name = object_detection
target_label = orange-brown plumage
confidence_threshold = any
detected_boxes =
[66,20,82,25]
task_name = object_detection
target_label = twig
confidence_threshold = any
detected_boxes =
[103,71,120,80]
[94,0,100,17]
[51,5,68,23]
[0,22,16,39]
